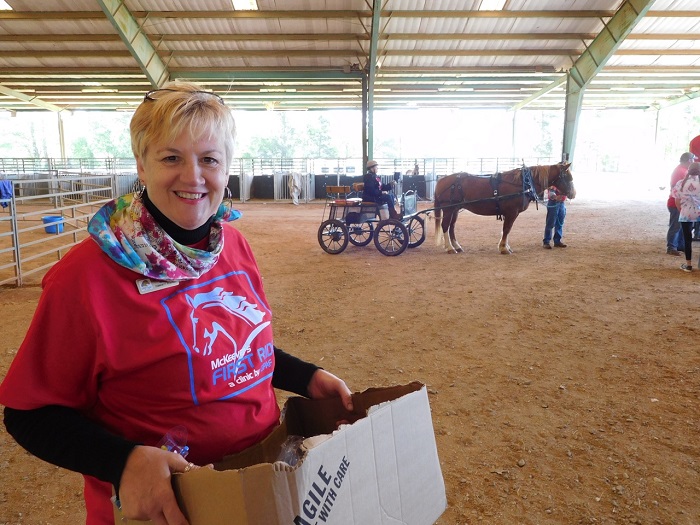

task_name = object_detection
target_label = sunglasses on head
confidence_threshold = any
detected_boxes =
[143,89,225,105]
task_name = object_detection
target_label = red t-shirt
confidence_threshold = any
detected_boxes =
[0,225,279,524]
[667,163,689,207]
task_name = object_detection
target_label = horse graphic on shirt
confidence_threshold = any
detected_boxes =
[185,287,269,369]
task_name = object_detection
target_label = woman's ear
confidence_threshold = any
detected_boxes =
[136,156,146,178]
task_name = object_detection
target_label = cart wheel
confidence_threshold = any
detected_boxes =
[318,219,348,254]
[374,219,409,256]
[406,215,426,248]
[348,221,374,246]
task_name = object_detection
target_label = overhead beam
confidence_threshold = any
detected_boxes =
[8,47,700,59]
[4,32,698,43]
[652,89,700,109]
[0,10,616,20]
[563,0,655,162]
[0,84,64,112]
[96,0,169,88]
[172,70,364,81]
[0,9,697,19]
[510,75,567,111]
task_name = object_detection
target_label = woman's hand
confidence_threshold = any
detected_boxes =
[118,445,194,525]
[307,369,353,412]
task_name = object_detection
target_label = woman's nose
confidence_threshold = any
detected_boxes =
[180,159,204,184]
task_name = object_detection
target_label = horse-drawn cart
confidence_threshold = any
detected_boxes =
[317,185,426,256]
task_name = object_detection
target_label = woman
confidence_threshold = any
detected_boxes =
[0,81,352,525]
[671,161,700,272]
[362,159,402,220]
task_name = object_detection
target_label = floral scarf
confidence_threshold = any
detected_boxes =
[88,193,240,281]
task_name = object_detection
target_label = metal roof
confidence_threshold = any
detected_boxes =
[0,0,699,112]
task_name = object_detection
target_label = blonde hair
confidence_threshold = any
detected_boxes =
[130,80,235,169]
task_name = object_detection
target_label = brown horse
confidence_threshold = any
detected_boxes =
[433,162,575,254]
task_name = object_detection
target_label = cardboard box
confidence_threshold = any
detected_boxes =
[116,382,446,525]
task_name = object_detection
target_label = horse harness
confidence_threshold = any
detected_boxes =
[438,167,540,221]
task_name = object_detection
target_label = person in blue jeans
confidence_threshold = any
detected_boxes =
[543,185,567,249]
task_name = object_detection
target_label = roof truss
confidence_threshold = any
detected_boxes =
[0,2,698,113]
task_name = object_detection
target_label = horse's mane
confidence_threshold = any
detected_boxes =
[502,164,553,188]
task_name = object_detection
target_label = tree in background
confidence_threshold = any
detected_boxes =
[245,113,297,157]
[303,116,338,158]
[68,113,132,158]
[70,136,94,158]
[242,113,339,158]
[0,117,52,157]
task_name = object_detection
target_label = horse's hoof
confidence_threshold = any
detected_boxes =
[447,249,457,254]
[456,248,464,253]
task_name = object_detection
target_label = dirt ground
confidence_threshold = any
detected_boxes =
[1,188,699,525]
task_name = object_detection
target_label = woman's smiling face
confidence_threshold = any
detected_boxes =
[136,130,228,230]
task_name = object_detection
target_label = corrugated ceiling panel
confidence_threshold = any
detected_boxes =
[263,0,370,8]
[129,0,234,10]
[385,16,467,34]
[137,17,364,36]
[8,0,102,10]
[0,19,116,35]
[635,16,700,32]
[653,0,700,8]
[506,0,619,9]
[385,0,480,8]
[508,17,603,33]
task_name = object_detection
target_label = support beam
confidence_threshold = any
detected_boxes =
[651,89,700,109]
[365,0,382,165]
[0,84,63,112]
[96,0,169,88]
[510,75,566,111]
[562,0,655,162]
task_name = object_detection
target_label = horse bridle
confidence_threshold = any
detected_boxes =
[549,163,573,194]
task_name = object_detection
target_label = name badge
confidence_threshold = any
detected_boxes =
[136,278,179,295]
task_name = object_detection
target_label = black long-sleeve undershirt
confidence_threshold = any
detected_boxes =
[3,346,318,491]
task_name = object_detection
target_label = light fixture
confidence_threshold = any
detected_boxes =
[231,0,258,10]
[0,1,12,10]
[478,0,507,10]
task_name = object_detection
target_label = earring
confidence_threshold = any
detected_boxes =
[222,186,233,207]
[216,186,236,221]
[132,179,145,199]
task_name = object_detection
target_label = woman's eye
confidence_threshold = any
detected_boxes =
[162,156,179,163]
[202,157,219,165]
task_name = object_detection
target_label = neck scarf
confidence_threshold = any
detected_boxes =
[88,193,241,281]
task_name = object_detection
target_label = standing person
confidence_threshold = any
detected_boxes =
[363,159,402,220]
[666,152,695,256]
[0,81,352,525]
[542,185,568,249]
[671,161,700,272]
[689,137,700,240]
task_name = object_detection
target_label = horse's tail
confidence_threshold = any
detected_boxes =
[434,201,443,246]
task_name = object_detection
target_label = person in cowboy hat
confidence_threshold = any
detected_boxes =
[362,160,402,220]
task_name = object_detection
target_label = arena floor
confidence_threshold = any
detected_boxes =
[1,192,699,525]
